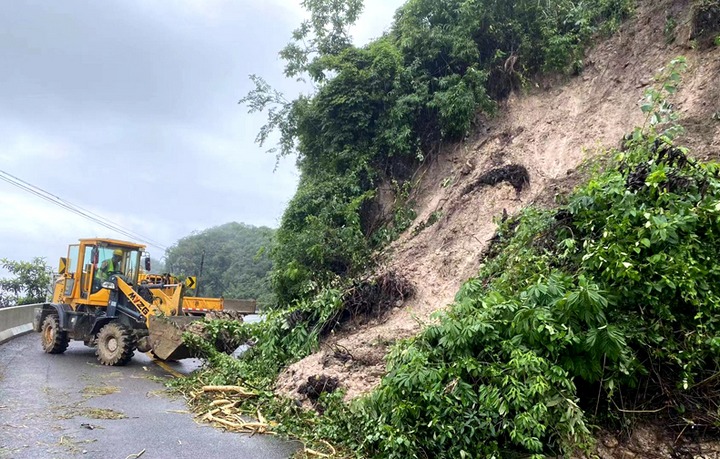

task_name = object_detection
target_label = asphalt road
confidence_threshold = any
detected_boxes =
[0,333,299,459]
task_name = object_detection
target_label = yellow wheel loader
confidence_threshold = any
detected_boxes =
[33,238,199,365]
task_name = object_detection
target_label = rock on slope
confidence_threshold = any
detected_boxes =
[277,0,720,402]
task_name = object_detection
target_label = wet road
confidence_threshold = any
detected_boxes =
[0,333,299,459]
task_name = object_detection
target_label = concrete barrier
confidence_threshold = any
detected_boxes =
[0,304,37,344]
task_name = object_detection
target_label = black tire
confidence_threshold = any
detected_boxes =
[41,314,69,354]
[96,322,136,366]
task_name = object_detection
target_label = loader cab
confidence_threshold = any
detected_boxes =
[54,238,146,308]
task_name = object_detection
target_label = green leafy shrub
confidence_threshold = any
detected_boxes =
[0,257,51,307]
[272,173,374,305]
[430,73,491,139]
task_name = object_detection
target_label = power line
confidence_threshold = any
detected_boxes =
[0,169,168,251]
[0,169,169,251]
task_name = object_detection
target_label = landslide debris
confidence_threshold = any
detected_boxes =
[179,0,720,457]
[278,0,720,403]
[297,375,340,413]
[328,271,414,330]
[691,0,720,47]
[285,271,414,335]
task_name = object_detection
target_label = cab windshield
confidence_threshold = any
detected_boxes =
[96,246,140,284]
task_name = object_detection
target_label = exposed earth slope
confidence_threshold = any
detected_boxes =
[277,0,720,402]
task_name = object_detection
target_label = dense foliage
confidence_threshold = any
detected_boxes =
[0,257,51,308]
[164,222,275,307]
[243,0,634,306]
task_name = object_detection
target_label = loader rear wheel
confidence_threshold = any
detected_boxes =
[41,314,69,354]
[96,322,135,366]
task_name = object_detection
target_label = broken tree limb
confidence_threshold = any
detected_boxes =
[125,449,146,459]
[201,385,255,396]
[209,399,232,406]
[304,440,336,458]
[305,447,331,458]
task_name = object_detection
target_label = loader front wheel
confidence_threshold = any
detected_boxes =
[96,322,135,366]
[41,314,69,354]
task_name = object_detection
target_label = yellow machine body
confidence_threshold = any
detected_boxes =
[52,238,182,322]
[38,238,198,365]
[138,272,257,316]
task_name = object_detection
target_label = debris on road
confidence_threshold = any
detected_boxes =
[125,448,146,459]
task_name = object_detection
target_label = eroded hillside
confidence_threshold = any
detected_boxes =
[277,0,720,403]
[180,0,720,456]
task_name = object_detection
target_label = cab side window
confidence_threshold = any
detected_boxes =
[64,245,80,297]
[83,246,100,295]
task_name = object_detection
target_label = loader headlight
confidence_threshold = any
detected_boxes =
[101,281,116,290]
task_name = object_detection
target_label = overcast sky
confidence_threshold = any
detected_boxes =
[0,0,404,267]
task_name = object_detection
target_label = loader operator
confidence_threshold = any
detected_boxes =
[98,249,124,281]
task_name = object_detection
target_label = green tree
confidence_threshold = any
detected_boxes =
[0,257,51,307]
[279,0,363,79]
[164,223,276,308]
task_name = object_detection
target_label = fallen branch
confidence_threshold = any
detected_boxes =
[320,440,336,456]
[209,415,245,430]
[689,371,720,389]
[615,407,665,414]
[207,414,271,433]
[304,440,337,458]
[125,449,146,459]
[305,448,331,458]
[202,408,221,420]
[201,385,255,396]
[210,399,232,407]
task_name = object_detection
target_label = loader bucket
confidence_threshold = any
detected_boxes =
[148,315,200,361]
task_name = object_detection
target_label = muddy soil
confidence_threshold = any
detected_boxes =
[587,425,720,459]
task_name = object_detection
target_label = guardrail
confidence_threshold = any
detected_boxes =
[0,304,37,344]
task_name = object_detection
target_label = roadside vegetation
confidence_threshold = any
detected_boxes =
[162,0,720,455]
[0,257,51,308]
[176,49,720,455]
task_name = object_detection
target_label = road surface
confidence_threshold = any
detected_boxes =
[0,333,299,459]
